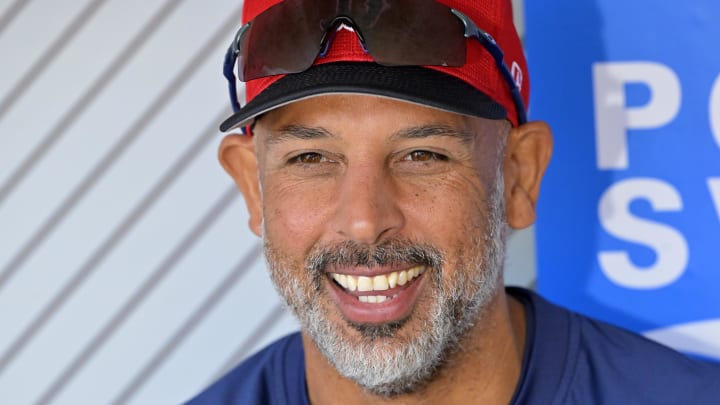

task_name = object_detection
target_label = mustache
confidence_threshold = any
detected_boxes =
[306,239,444,275]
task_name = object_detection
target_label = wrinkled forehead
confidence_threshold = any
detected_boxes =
[251,94,511,170]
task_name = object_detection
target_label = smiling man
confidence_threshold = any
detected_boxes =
[186,0,720,404]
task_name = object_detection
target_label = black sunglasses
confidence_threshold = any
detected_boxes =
[223,0,527,125]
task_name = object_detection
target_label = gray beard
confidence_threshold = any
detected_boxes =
[263,169,508,397]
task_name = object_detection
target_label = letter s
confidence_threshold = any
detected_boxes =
[598,178,688,289]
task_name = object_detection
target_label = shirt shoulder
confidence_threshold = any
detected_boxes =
[567,312,720,404]
[508,287,720,405]
[183,332,307,405]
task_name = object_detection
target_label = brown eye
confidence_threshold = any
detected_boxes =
[407,150,447,162]
[292,152,325,164]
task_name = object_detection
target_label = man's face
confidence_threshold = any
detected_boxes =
[252,94,511,396]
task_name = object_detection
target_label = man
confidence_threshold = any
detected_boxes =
[187,0,720,403]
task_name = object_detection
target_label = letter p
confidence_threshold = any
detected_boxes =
[593,62,681,170]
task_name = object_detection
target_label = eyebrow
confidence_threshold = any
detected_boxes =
[263,123,475,146]
[389,124,475,145]
[264,125,335,146]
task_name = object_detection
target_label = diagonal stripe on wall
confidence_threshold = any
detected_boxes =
[0,1,300,404]
[0,0,185,203]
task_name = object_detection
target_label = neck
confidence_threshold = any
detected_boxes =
[303,289,527,405]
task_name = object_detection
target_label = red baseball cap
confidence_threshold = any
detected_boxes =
[220,0,529,132]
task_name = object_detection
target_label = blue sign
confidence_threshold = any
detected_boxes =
[526,0,720,360]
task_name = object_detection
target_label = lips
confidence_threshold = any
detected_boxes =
[326,265,428,324]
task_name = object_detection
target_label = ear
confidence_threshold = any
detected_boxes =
[503,121,553,229]
[219,134,263,237]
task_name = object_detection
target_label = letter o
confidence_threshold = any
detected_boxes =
[711,73,720,151]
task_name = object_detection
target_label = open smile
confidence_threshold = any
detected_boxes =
[329,265,427,302]
[326,265,428,323]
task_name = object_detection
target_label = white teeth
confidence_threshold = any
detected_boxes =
[397,270,408,286]
[387,272,398,288]
[373,275,389,291]
[346,275,357,291]
[331,266,426,293]
[357,276,373,292]
[357,295,390,303]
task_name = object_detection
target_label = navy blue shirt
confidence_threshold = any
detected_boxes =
[185,288,720,404]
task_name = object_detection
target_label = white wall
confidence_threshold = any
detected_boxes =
[0,1,533,404]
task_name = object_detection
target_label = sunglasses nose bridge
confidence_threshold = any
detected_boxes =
[319,16,368,57]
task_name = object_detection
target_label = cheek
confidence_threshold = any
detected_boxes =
[399,173,492,287]
[400,172,489,238]
[261,178,335,249]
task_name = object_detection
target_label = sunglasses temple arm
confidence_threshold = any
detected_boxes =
[451,9,528,125]
[500,64,528,124]
[223,45,242,114]
[476,33,528,125]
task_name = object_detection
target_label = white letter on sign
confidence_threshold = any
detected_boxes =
[709,178,720,224]
[593,62,681,170]
[598,178,688,289]
[710,73,720,151]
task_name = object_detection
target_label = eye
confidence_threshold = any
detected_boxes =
[404,150,448,162]
[289,152,326,164]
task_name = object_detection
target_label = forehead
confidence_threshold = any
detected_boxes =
[254,94,506,143]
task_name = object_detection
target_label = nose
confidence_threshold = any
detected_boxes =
[331,163,405,244]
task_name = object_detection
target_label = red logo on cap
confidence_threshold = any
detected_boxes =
[511,61,523,91]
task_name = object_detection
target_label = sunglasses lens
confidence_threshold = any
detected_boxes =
[238,0,336,81]
[237,0,467,81]
[355,0,466,67]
